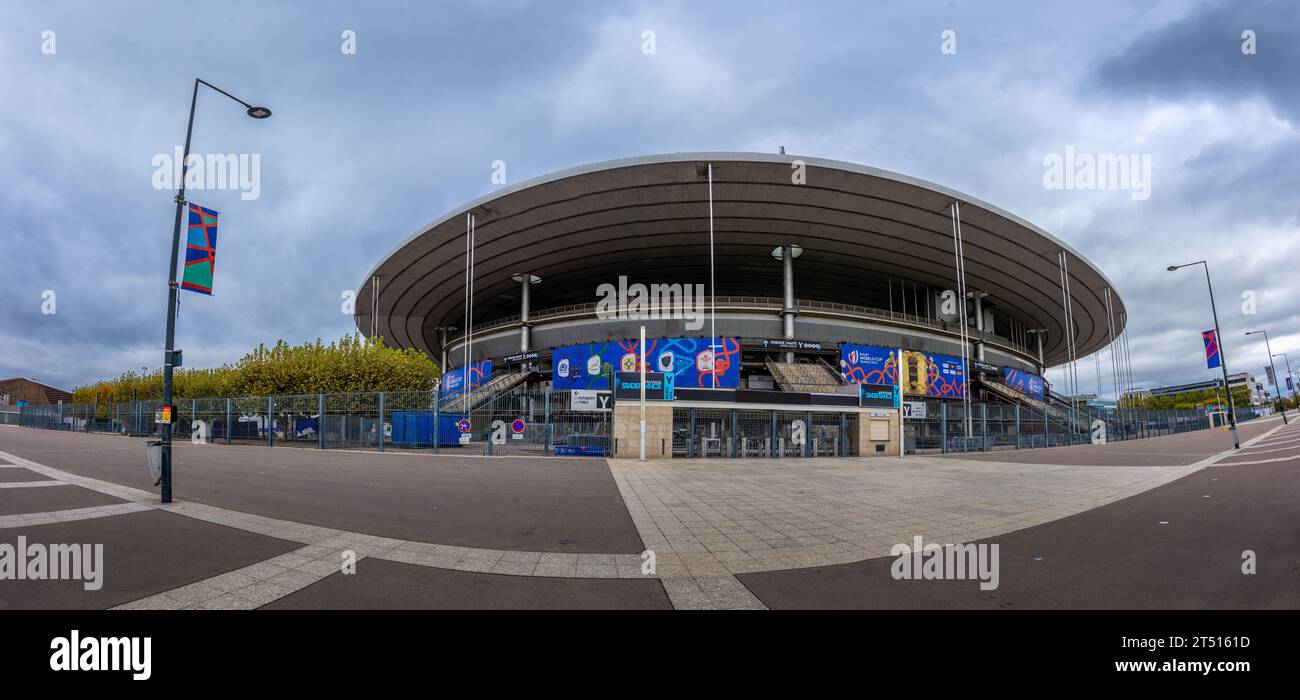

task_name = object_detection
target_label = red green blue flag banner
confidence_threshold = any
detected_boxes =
[1202,329,1221,370]
[181,203,219,295]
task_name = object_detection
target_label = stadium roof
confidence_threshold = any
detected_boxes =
[356,152,1126,365]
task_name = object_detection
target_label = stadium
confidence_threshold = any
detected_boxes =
[355,152,1129,458]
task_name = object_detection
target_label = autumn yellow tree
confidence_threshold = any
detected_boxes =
[73,334,439,403]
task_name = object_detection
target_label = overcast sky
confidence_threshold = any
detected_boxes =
[1,0,1296,398]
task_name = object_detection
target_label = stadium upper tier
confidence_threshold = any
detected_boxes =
[356,152,1125,367]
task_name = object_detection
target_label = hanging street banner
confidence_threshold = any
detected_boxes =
[1265,365,1276,386]
[181,203,220,295]
[1202,330,1221,369]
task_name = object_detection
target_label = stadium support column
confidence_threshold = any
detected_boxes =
[1028,329,1047,377]
[971,290,989,362]
[1104,287,1123,434]
[432,326,456,378]
[774,245,802,363]
[512,273,542,353]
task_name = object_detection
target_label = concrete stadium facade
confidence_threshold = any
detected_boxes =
[355,153,1127,458]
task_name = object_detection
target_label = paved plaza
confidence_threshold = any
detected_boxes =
[0,415,1293,610]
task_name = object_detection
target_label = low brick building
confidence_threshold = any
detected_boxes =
[0,377,73,406]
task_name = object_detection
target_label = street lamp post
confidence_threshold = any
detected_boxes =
[1167,261,1239,448]
[1245,330,1286,424]
[1272,351,1298,410]
[159,79,270,503]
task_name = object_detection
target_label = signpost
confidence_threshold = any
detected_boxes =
[902,401,928,419]
[759,338,824,352]
[570,390,612,411]
[501,350,541,364]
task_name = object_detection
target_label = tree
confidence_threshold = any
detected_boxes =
[73,334,439,403]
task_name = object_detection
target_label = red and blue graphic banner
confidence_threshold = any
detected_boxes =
[838,343,898,386]
[901,350,968,398]
[181,203,220,295]
[1202,329,1221,369]
[441,359,493,398]
[1002,367,1045,400]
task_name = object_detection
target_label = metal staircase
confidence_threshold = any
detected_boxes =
[765,359,843,393]
[439,369,533,412]
[980,375,1065,419]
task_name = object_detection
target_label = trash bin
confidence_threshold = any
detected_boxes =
[146,440,163,485]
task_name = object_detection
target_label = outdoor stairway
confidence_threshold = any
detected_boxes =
[440,369,532,412]
[765,359,844,393]
[980,375,1064,418]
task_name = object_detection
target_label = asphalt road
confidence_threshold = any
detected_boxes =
[0,429,644,554]
[0,510,301,610]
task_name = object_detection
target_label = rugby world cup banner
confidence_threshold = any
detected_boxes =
[552,337,740,390]
[839,344,898,385]
[1002,367,1045,400]
[441,359,493,398]
[1203,330,1221,370]
[900,350,967,398]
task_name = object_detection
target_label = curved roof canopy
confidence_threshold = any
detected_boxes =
[357,152,1125,366]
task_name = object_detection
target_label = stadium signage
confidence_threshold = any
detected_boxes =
[860,383,898,408]
[614,371,674,400]
[759,338,823,352]
[570,390,612,411]
[501,350,541,364]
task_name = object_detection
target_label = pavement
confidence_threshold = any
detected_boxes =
[0,415,1293,610]
[740,417,1300,608]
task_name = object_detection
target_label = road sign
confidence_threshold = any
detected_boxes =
[570,390,612,411]
[456,418,471,434]
[511,418,525,437]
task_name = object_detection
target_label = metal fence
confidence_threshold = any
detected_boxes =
[17,391,1222,458]
[16,388,611,458]
[670,407,856,458]
[902,401,1213,454]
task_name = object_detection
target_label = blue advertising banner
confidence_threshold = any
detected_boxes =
[838,344,898,385]
[859,383,898,408]
[553,337,740,390]
[900,350,967,398]
[1002,367,1045,400]
[441,359,493,398]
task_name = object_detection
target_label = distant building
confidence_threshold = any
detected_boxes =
[1121,389,1152,402]
[0,377,73,406]
[1146,372,1270,406]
